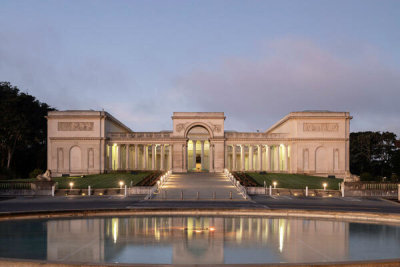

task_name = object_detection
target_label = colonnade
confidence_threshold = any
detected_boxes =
[183,140,212,172]
[227,144,290,172]
[108,144,172,171]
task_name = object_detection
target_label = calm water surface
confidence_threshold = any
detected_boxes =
[0,216,399,264]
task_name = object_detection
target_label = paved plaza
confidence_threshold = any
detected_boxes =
[152,172,246,200]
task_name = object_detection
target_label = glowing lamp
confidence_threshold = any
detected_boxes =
[69,182,74,190]
[323,183,328,191]
[273,181,277,189]
[119,181,124,189]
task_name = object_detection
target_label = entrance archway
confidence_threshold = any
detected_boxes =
[186,126,211,172]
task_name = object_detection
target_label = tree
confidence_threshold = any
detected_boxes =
[0,82,54,178]
[350,131,398,181]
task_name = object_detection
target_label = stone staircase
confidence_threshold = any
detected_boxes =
[151,172,247,201]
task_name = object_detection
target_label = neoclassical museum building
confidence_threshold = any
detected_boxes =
[47,111,351,179]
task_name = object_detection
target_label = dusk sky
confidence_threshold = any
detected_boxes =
[1,0,399,134]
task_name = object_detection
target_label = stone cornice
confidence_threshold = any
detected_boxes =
[171,116,226,120]
[225,137,348,143]
[50,137,106,141]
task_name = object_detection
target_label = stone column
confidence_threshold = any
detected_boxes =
[168,145,172,170]
[192,140,197,170]
[232,145,236,171]
[108,145,113,171]
[134,144,138,169]
[275,145,280,171]
[183,143,187,171]
[224,144,228,169]
[258,145,262,171]
[201,141,205,170]
[209,143,214,172]
[152,145,156,170]
[284,144,289,171]
[241,145,245,171]
[143,145,147,170]
[160,145,165,170]
[117,144,122,170]
[125,144,130,170]
[249,145,254,171]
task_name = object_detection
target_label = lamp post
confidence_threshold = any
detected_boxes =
[119,181,124,189]
[323,183,327,191]
[69,182,74,190]
[273,181,277,189]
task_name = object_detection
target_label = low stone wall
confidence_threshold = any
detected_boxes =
[0,189,52,196]
[247,187,341,197]
[344,182,399,199]
[129,186,153,195]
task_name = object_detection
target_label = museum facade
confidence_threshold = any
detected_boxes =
[47,111,351,179]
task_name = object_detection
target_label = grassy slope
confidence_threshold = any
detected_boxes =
[247,173,342,190]
[7,172,151,189]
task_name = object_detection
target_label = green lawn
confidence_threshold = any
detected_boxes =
[6,172,151,189]
[247,172,342,190]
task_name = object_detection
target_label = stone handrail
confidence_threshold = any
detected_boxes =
[144,170,172,200]
[225,132,288,139]
[224,169,250,200]
[108,132,171,139]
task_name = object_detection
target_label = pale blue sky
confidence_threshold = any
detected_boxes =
[0,0,399,133]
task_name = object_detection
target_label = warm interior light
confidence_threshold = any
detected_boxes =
[209,227,216,231]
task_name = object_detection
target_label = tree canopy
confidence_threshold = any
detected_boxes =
[0,82,54,178]
[350,131,400,181]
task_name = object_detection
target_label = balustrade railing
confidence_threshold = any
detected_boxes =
[108,132,172,139]
[144,170,172,200]
[224,169,250,200]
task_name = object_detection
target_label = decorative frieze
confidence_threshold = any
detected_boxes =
[58,122,94,131]
[303,123,339,132]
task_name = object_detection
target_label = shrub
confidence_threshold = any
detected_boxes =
[0,168,16,180]
[29,168,43,179]
[360,172,374,181]
[390,173,399,182]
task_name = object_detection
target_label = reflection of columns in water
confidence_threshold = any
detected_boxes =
[201,141,204,170]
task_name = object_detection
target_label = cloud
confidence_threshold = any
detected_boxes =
[172,37,400,134]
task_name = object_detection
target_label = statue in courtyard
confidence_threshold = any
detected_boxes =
[36,169,52,181]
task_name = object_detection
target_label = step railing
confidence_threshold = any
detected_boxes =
[224,169,250,200]
[144,170,172,200]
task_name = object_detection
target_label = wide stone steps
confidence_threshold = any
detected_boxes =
[151,172,247,201]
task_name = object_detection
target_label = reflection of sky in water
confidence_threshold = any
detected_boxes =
[0,216,399,264]
[349,223,400,261]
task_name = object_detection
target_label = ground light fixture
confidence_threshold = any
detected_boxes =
[69,182,74,190]
[273,181,277,189]
[323,183,328,191]
[119,181,124,189]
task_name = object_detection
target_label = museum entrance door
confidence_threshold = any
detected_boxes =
[186,126,210,172]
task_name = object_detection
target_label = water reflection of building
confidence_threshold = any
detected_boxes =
[47,219,104,262]
[46,216,348,264]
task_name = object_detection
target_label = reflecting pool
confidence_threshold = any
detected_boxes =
[0,216,399,264]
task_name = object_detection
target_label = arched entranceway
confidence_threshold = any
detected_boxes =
[186,126,211,172]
